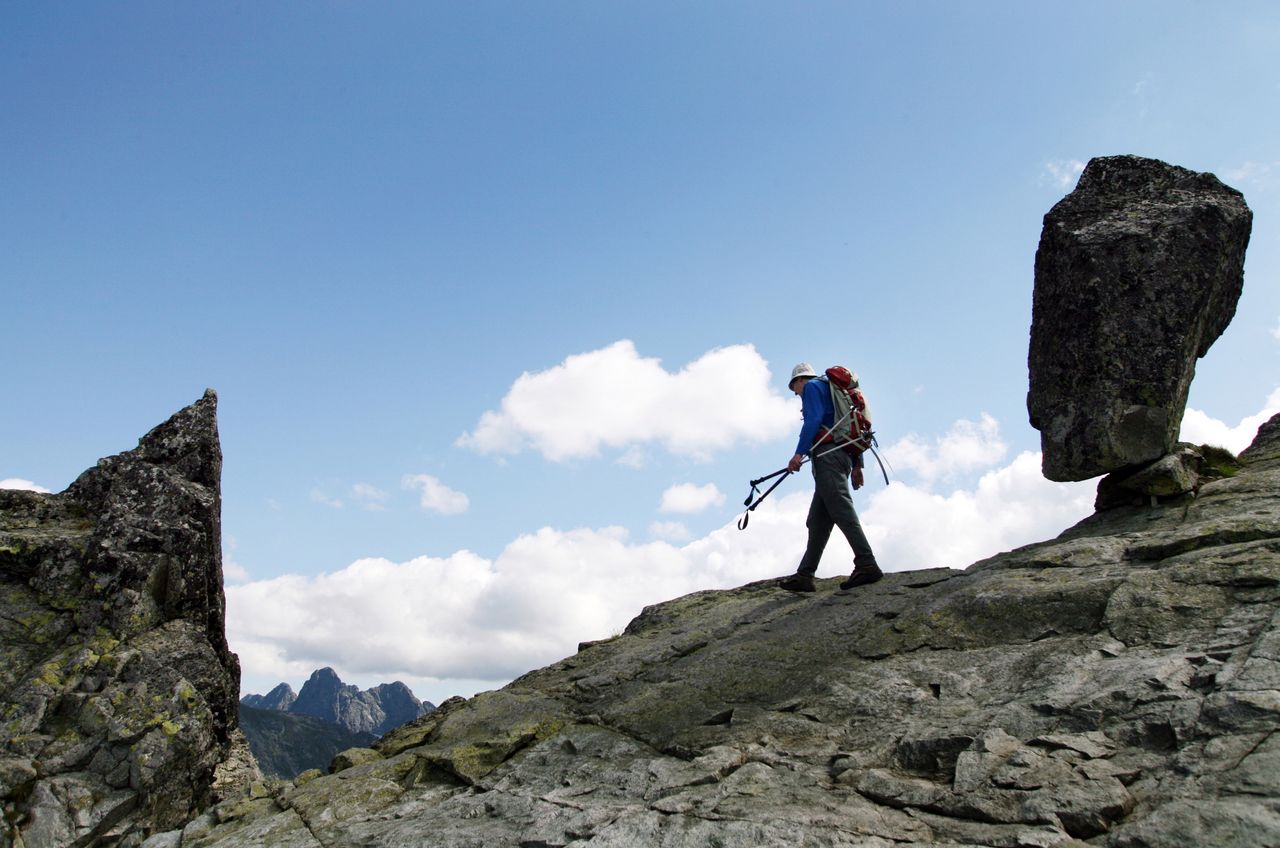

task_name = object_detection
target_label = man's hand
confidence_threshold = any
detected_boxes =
[852,466,865,490]
[788,453,805,473]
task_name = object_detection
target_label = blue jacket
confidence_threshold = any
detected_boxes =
[795,378,834,455]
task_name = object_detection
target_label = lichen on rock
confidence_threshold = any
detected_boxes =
[1,390,249,846]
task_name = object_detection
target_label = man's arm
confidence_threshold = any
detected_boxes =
[789,380,824,471]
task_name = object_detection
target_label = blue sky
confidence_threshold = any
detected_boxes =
[4,3,1278,705]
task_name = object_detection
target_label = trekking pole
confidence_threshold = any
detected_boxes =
[737,459,812,530]
[739,471,789,529]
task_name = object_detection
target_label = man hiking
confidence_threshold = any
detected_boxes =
[778,363,883,593]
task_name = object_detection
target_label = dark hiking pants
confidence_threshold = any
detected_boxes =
[796,446,877,576]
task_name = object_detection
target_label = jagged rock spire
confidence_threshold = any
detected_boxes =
[1,391,243,845]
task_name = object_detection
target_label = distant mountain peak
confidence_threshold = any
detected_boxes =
[241,682,297,712]
[244,668,434,738]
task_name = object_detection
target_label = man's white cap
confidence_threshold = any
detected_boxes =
[789,362,817,386]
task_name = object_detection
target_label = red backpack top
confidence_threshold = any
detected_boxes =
[814,365,874,454]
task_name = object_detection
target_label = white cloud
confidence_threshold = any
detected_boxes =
[402,474,469,515]
[659,482,725,514]
[457,340,795,462]
[883,413,1007,484]
[1272,317,1280,341]
[310,489,344,509]
[1179,387,1280,454]
[0,478,51,493]
[861,452,1095,571]
[352,482,390,512]
[1043,159,1085,190]
[649,521,692,543]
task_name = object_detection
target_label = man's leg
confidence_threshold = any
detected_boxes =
[780,483,835,592]
[812,449,882,588]
[796,490,835,577]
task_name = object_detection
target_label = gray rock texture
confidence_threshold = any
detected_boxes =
[1095,442,1243,510]
[153,414,1280,848]
[1,390,244,846]
[1028,154,1252,481]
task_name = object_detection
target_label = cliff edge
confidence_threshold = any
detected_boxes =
[1,391,246,847]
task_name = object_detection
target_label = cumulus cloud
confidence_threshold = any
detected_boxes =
[659,483,726,514]
[0,478,51,493]
[227,446,1094,688]
[456,340,795,462]
[402,474,469,515]
[1180,388,1280,454]
[884,414,1007,484]
[861,452,1095,571]
[1043,159,1085,190]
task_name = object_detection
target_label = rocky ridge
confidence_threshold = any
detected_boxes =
[1,391,247,847]
[146,415,1280,847]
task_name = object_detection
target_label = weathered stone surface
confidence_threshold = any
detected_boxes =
[1,391,244,846]
[212,729,263,799]
[173,417,1280,847]
[328,747,382,773]
[1242,412,1280,468]
[1095,442,1243,509]
[1028,154,1252,481]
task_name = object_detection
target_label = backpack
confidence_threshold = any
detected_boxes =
[815,366,874,454]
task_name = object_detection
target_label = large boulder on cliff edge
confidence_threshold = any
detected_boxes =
[1028,154,1252,482]
[0,390,244,846]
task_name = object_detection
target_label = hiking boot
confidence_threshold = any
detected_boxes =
[778,573,816,593]
[839,564,882,591]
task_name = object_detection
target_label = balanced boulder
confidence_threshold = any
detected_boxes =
[1028,154,1252,481]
